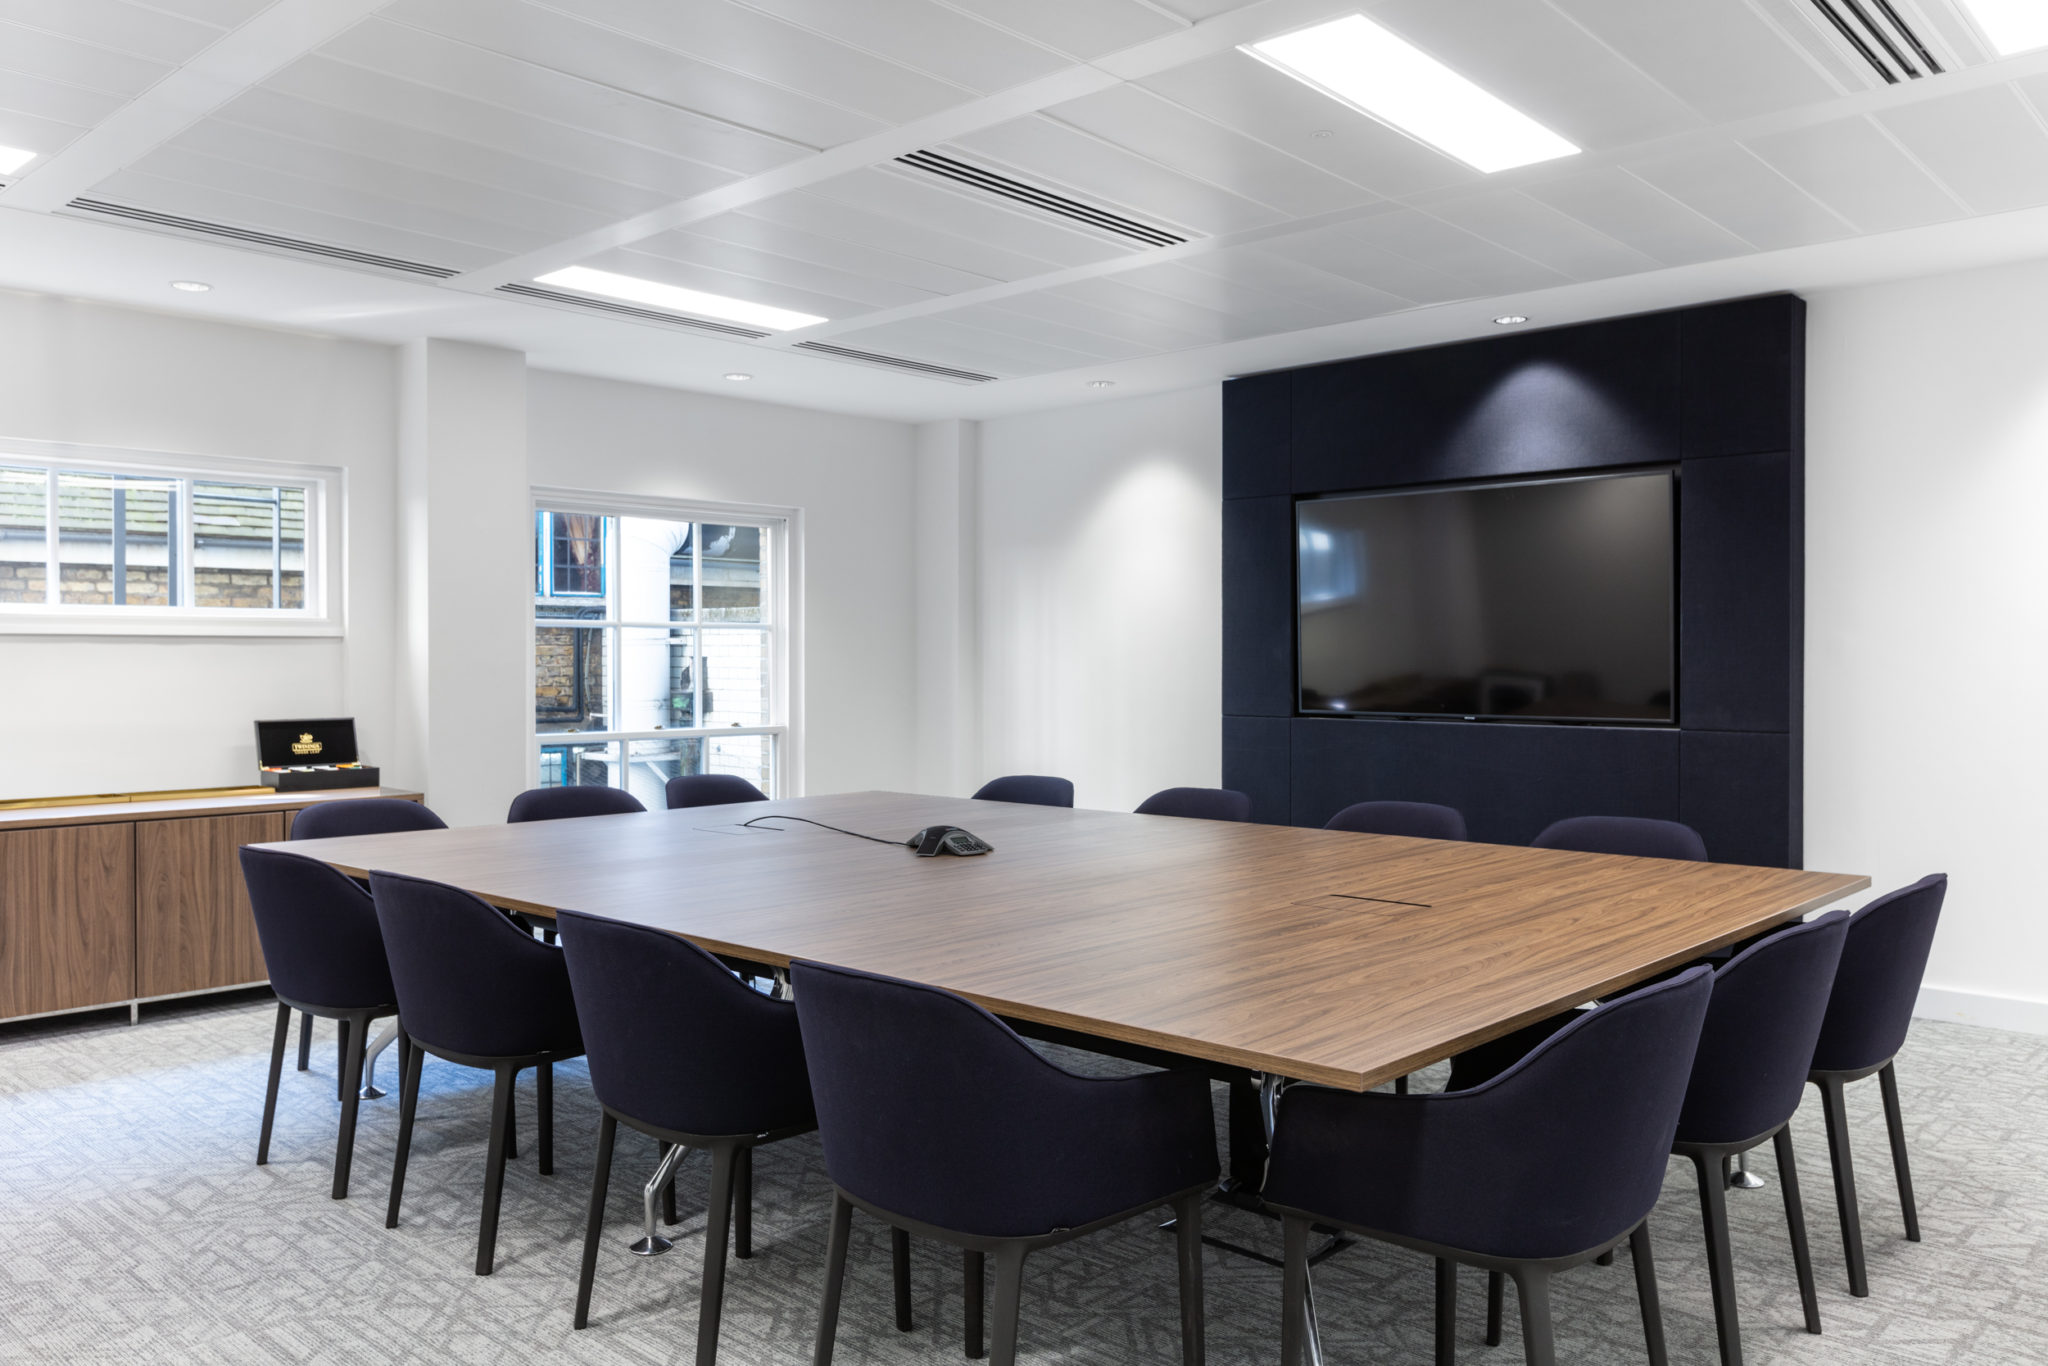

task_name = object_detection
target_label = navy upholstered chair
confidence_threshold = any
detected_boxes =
[1135,786,1252,822]
[286,797,445,1087]
[971,774,1074,808]
[1531,815,1708,861]
[1265,967,1714,1366]
[1323,800,1468,841]
[240,846,403,1200]
[507,785,647,822]
[370,870,585,1276]
[665,774,769,809]
[793,961,1217,1366]
[556,911,814,1359]
[1808,873,1948,1297]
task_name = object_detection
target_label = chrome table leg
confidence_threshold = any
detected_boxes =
[1730,1149,1766,1190]
[359,1022,398,1099]
[1256,1073,1324,1366]
[631,1143,691,1256]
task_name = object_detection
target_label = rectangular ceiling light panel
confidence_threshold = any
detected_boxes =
[0,144,37,175]
[533,265,827,331]
[1956,0,2048,55]
[1243,14,1578,173]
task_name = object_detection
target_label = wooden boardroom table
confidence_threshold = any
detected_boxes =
[268,789,1869,1192]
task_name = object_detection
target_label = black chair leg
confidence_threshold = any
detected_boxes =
[695,1145,736,1366]
[476,1065,515,1276]
[812,1191,854,1366]
[1774,1126,1822,1335]
[1395,1074,1410,1094]
[331,1012,369,1199]
[1815,1075,1870,1297]
[891,1227,913,1331]
[1879,1062,1921,1242]
[1434,1258,1458,1366]
[988,1242,1027,1366]
[1173,1192,1206,1366]
[505,1081,518,1162]
[297,1010,312,1071]
[1596,1248,1615,1267]
[574,1112,617,1329]
[965,1249,985,1358]
[1280,1215,1310,1366]
[1693,1151,1745,1366]
[385,1042,425,1229]
[734,1145,753,1260]
[1631,1222,1669,1366]
[537,1062,553,1176]
[1486,1271,1505,1346]
[258,1002,289,1165]
[335,1018,349,1104]
[1514,1267,1556,1366]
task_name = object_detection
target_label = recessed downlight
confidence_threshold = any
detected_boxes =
[1088,379,1117,389]
[534,265,826,332]
[1243,15,1578,173]
[0,144,37,175]
[1956,0,2048,54]
[170,280,212,293]
[1493,314,1529,326]
[724,372,753,382]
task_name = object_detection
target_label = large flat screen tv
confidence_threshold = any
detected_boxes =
[1297,469,1676,724]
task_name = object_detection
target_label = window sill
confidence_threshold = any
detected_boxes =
[0,610,342,639]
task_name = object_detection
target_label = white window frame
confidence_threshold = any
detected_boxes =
[0,436,342,638]
[528,487,803,799]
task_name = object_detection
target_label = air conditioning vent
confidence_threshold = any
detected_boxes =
[495,283,772,339]
[63,199,460,277]
[794,341,997,384]
[1807,0,1943,82]
[894,150,1189,249]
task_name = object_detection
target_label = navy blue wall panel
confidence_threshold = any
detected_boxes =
[1289,719,1681,846]
[1223,717,1292,826]
[1222,371,1292,500]
[1680,296,1804,459]
[1680,731,1798,869]
[1679,450,1796,733]
[1290,311,1682,495]
[1222,495,1294,718]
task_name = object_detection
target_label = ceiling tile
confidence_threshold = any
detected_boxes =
[732,188,1087,284]
[805,166,1134,269]
[0,0,225,66]
[0,19,173,99]
[834,314,1107,376]
[584,245,883,321]
[920,300,1150,361]
[1099,258,1358,336]
[142,0,274,24]
[1881,84,2048,217]
[1256,217,1478,304]
[1517,165,1751,267]
[0,68,128,129]
[936,0,1181,60]
[664,213,1002,298]
[1174,244,1416,317]
[0,109,89,165]
[1744,115,1965,234]
[1345,205,1575,294]
[1042,83,1376,218]
[1623,141,1853,251]
[1414,188,1664,280]
[1545,0,1845,121]
[716,0,1070,93]
[613,234,940,311]
[981,285,1227,352]
[1046,273,1271,343]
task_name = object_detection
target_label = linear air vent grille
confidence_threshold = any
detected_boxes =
[895,150,1188,248]
[64,199,461,277]
[496,283,772,338]
[1807,0,1943,82]
[794,341,997,383]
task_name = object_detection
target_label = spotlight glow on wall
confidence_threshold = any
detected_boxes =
[534,266,827,331]
[1242,15,1578,173]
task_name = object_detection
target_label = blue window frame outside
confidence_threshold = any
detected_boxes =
[536,511,606,598]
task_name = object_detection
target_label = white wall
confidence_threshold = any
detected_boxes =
[974,386,1222,811]
[527,370,918,798]
[1807,260,2048,1029]
[0,290,398,797]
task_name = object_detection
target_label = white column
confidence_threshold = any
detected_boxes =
[393,339,531,826]
[912,419,982,795]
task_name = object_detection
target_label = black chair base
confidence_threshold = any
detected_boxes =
[1674,1124,1823,1366]
[574,1106,812,1363]
[1810,1057,1920,1298]
[813,1183,1210,1366]
[385,1035,583,1275]
[1270,1205,1666,1366]
[257,995,398,1200]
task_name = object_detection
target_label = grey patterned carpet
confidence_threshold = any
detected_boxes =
[2,991,2044,1365]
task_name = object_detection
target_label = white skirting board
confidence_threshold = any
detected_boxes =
[1916,986,2048,1036]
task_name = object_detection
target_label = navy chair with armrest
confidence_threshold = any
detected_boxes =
[665,774,769,809]
[970,775,1073,808]
[285,797,445,1089]
[1531,815,1708,861]
[1135,786,1252,822]
[1323,801,1468,841]
[1265,967,1715,1366]
[556,910,817,1362]
[239,846,404,1201]
[370,869,586,1275]
[508,785,647,822]
[1808,873,1948,1297]
[794,960,1218,1366]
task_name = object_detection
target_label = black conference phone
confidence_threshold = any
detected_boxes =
[908,825,993,858]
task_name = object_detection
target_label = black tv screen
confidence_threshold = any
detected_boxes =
[1296,470,1676,723]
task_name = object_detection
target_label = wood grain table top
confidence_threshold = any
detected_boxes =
[260,791,1870,1092]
